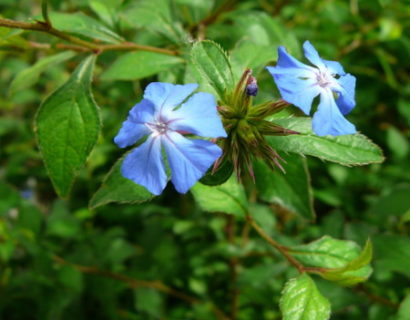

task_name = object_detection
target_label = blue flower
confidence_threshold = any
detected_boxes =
[114,82,227,195]
[267,41,357,136]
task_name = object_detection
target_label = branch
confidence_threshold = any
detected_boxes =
[246,214,306,273]
[0,18,179,56]
[53,255,229,320]
[355,284,399,309]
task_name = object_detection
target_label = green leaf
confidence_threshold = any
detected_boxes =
[122,0,187,43]
[50,12,123,43]
[191,176,247,217]
[199,160,233,186]
[41,0,50,24]
[101,51,184,81]
[191,40,235,102]
[254,154,315,220]
[230,13,300,78]
[365,184,410,224]
[386,126,409,159]
[233,12,300,55]
[123,0,172,30]
[89,156,153,209]
[35,56,100,197]
[46,200,81,238]
[0,182,20,216]
[321,240,372,286]
[58,265,83,292]
[134,287,163,318]
[89,0,122,26]
[373,234,410,278]
[9,51,76,95]
[289,236,373,286]
[280,273,331,320]
[250,203,277,237]
[268,117,384,166]
[396,293,410,320]
[230,40,278,78]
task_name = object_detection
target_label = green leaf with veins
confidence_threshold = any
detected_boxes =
[191,40,235,102]
[290,236,373,286]
[35,56,100,197]
[268,117,384,166]
[280,273,331,320]
[191,176,247,217]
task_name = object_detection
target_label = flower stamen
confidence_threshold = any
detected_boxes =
[146,121,168,136]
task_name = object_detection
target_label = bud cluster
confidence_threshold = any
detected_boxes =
[215,69,298,180]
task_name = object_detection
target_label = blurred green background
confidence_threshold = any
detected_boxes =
[0,0,409,319]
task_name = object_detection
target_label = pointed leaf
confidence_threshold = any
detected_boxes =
[191,40,234,101]
[10,51,76,95]
[280,274,331,320]
[254,155,315,220]
[101,51,184,81]
[268,117,384,166]
[35,56,101,197]
[191,176,247,217]
[289,236,373,286]
[50,12,123,43]
[397,293,410,320]
[199,160,233,186]
[89,156,154,209]
[122,0,187,43]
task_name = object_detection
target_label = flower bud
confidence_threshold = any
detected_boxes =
[246,76,258,96]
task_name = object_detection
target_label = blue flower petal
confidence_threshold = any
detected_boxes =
[322,59,345,75]
[114,99,156,148]
[267,67,320,115]
[312,90,356,136]
[168,92,227,138]
[335,73,356,115]
[144,82,198,114]
[275,46,311,70]
[303,41,326,69]
[121,136,167,195]
[162,132,222,193]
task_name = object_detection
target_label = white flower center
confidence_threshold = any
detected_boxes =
[316,69,336,88]
[147,121,168,136]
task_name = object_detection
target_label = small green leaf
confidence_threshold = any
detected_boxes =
[191,40,235,102]
[280,273,331,320]
[230,13,300,78]
[396,293,410,320]
[254,154,315,220]
[35,55,101,197]
[58,265,83,292]
[122,0,186,43]
[268,118,384,166]
[231,40,278,77]
[386,126,409,159]
[321,240,372,286]
[9,51,76,95]
[199,160,233,186]
[46,201,81,238]
[233,12,300,55]
[373,234,410,278]
[0,181,20,216]
[191,176,247,217]
[101,51,184,81]
[290,236,373,286]
[89,0,121,26]
[41,0,50,25]
[89,156,153,209]
[50,12,123,43]
[135,287,163,318]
